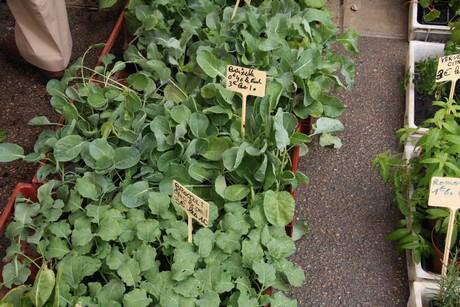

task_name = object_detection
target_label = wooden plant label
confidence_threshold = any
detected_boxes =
[436,54,460,83]
[226,65,267,137]
[172,180,209,242]
[428,176,460,276]
[429,177,460,209]
[436,54,460,100]
[226,65,266,97]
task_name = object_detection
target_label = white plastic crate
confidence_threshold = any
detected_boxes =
[408,1,451,42]
[407,281,439,307]
[405,41,444,137]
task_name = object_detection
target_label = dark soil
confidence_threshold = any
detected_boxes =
[0,3,126,261]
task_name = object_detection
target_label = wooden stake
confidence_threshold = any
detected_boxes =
[231,0,241,20]
[449,79,457,102]
[188,214,193,243]
[241,94,247,138]
[442,208,457,276]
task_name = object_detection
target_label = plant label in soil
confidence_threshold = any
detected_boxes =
[428,176,460,276]
[436,54,460,83]
[226,65,266,97]
[226,65,266,137]
[429,177,460,209]
[172,180,209,227]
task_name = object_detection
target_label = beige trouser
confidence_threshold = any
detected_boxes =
[6,0,72,71]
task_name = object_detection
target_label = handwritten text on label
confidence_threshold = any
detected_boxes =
[226,65,266,97]
[172,180,209,227]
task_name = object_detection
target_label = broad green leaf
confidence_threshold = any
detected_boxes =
[123,288,152,307]
[136,219,160,242]
[292,47,320,79]
[338,29,360,54]
[319,133,342,148]
[118,258,141,287]
[0,143,24,162]
[269,292,297,307]
[224,184,250,201]
[196,47,226,78]
[292,221,309,241]
[196,291,221,307]
[201,136,230,161]
[54,135,86,162]
[114,147,141,169]
[46,237,70,259]
[274,108,290,150]
[122,181,149,208]
[313,117,344,134]
[59,252,101,289]
[30,266,55,307]
[170,105,192,125]
[1,261,31,288]
[98,279,125,304]
[252,260,276,286]
[263,190,295,226]
[28,116,52,126]
[189,113,210,138]
[165,84,187,104]
[303,0,327,8]
[125,73,149,91]
[133,244,158,272]
[98,217,122,241]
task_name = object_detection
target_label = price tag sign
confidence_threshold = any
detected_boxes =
[172,180,209,227]
[428,176,460,276]
[226,65,266,97]
[428,177,460,209]
[436,54,460,83]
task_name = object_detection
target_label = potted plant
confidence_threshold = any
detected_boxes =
[374,85,460,280]
[409,0,460,41]
[405,33,460,136]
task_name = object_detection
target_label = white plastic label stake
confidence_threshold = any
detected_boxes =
[428,176,460,276]
[172,180,210,243]
[226,65,266,137]
[436,54,460,100]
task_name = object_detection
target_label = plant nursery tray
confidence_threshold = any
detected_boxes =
[408,1,451,42]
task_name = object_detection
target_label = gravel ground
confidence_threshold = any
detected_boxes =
[289,36,410,306]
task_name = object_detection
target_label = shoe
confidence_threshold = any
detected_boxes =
[1,33,64,78]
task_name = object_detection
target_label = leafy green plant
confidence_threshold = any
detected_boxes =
[0,0,358,304]
[432,248,460,306]
[374,96,460,263]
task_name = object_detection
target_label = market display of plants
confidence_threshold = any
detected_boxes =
[0,0,358,305]
[374,36,460,270]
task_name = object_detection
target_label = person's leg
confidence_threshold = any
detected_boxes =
[5,0,72,72]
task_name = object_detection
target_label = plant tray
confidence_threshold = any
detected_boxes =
[405,40,444,138]
[407,280,439,307]
[408,1,451,42]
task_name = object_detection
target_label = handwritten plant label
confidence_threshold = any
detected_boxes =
[436,54,460,83]
[226,65,266,97]
[429,176,460,209]
[172,180,209,227]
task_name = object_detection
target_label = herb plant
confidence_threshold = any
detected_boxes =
[432,249,460,306]
[374,96,460,263]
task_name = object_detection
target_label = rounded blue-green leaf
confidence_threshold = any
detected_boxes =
[224,184,250,201]
[122,181,149,208]
[0,143,24,162]
[114,147,141,169]
[54,135,86,162]
[263,190,295,226]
